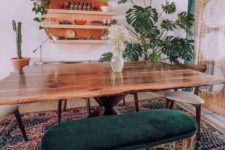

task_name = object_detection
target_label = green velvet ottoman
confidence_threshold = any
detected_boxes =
[41,110,197,150]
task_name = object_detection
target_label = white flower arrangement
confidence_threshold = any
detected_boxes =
[108,24,133,53]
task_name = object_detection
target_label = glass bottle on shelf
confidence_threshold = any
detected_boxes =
[86,3,90,11]
[80,3,83,10]
[107,19,111,26]
[103,19,107,26]
[82,3,86,10]
[74,2,78,10]
[78,2,82,10]
[64,1,70,9]
[77,2,80,10]
[70,2,74,10]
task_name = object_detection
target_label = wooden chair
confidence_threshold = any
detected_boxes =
[165,61,208,140]
[124,91,165,112]
[123,61,207,140]
[0,105,28,141]
[57,98,91,123]
[56,61,97,123]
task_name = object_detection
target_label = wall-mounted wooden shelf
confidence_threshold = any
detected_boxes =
[47,9,114,16]
[44,0,113,45]
[41,24,109,30]
[51,40,108,44]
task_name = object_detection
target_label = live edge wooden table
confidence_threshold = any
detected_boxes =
[0,62,220,117]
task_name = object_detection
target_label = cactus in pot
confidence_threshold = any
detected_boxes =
[12,20,22,59]
[11,20,30,70]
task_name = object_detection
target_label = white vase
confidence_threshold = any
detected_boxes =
[111,51,124,73]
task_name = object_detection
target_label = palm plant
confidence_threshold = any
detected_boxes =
[100,0,194,62]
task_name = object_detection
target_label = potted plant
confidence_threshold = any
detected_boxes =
[11,20,30,70]
[100,0,194,63]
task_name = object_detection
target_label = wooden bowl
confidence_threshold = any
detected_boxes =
[74,20,87,25]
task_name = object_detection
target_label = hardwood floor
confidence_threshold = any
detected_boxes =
[200,91,225,117]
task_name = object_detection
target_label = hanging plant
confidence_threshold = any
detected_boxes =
[100,0,194,63]
[31,0,51,29]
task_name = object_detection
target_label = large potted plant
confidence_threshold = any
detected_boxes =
[11,20,30,70]
[100,0,194,63]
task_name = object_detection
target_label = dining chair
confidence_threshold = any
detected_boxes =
[56,60,97,123]
[0,105,28,141]
[57,98,92,123]
[164,61,208,140]
[123,91,165,112]
[123,61,207,140]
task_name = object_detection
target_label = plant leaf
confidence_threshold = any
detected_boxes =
[34,17,41,22]
[162,0,176,14]
[99,52,113,62]
[126,5,158,28]
[126,5,159,39]
[176,12,194,35]
[161,36,194,62]
[123,43,143,61]
[160,19,176,31]
[118,0,129,4]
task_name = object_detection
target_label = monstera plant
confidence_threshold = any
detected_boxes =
[100,0,194,62]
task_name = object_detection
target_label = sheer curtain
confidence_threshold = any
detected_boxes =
[195,0,225,115]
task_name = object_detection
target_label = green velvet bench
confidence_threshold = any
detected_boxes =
[41,110,197,150]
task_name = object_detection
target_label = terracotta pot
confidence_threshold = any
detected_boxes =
[11,57,30,71]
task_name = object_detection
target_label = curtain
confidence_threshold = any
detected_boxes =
[188,0,195,14]
[185,0,195,64]
[195,0,225,91]
[195,0,225,116]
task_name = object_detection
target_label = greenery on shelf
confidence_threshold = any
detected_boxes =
[31,0,51,29]
[12,20,23,59]
[99,0,194,62]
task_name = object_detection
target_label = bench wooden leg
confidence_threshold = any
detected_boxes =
[14,109,28,141]
[181,139,188,150]
[189,136,196,149]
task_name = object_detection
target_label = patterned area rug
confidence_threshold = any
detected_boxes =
[0,100,225,150]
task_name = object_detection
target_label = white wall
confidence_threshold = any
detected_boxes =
[0,0,188,79]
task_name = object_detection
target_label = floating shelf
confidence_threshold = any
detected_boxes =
[51,40,108,44]
[47,9,114,16]
[43,0,113,45]
[41,24,109,29]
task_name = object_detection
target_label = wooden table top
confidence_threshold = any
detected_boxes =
[0,62,217,105]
